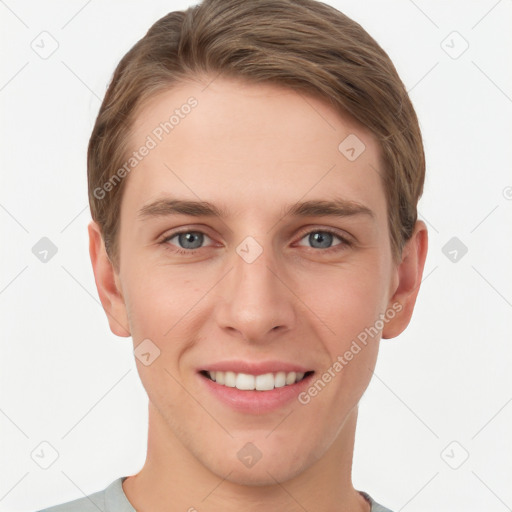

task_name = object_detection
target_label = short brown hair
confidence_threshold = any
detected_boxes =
[88,0,425,269]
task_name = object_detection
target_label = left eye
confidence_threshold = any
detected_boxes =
[296,230,347,250]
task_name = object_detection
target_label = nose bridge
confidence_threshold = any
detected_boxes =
[216,234,295,341]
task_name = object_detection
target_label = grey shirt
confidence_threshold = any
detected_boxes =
[35,477,394,512]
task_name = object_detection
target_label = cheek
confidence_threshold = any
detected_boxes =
[303,262,386,339]
[121,267,201,406]
[301,264,385,397]
[122,262,202,337]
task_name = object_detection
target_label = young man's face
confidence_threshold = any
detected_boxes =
[90,76,426,486]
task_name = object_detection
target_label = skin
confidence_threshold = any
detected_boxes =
[89,75,428,512]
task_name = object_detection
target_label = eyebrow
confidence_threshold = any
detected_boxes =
[138,197,375,221]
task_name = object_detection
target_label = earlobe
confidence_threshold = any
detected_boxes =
[382,220,428,339]
[88,221,131,337]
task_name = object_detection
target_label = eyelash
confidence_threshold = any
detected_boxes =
[159,227,353,256]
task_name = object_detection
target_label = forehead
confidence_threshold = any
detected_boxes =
[124,76,387,223]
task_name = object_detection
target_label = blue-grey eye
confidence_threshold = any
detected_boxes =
[176,231,205,250]
[309,231,333,249]
[300,230,345,250]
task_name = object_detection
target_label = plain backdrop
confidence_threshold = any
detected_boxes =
[1,1,511,511]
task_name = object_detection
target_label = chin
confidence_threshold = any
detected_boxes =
[222,461,306,487]
[200,444,314,487]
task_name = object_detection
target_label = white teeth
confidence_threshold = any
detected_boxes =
[205,370,308,391]
[225,371,236,388]
[285,371,297,385]
[274,371,286,388]
[255,373,274,391]
[236,373,255,390]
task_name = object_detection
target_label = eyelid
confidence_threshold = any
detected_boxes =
[293,225,354,245]
[159,225,214,241]
[159,225,353,243]
[159,227,215,247]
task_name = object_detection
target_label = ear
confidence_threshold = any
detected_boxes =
[382,220,428,339]
[88,220,131,337]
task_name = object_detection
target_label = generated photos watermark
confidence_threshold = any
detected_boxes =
[93,96,198,200]
[298,301,403,405]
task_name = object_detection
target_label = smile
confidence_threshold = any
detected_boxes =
[201,370,313,391]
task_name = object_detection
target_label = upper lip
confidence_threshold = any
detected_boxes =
[199,360,313,375]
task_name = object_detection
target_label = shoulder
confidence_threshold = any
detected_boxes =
[34,487,106,512]
[359,490,395,512]
[33,477,134,512]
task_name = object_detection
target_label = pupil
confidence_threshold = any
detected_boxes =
[312,232,331,248]
[181,232,202,249]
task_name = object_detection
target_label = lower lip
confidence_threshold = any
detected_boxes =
[198,372,314,414]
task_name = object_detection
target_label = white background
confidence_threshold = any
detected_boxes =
[1,1,511,511]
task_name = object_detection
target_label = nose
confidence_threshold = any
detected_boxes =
[214,238,297,344]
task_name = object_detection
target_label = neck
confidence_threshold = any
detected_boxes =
[123,403,370,512]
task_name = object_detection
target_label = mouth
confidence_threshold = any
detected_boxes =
[196,360,316,413]
[199,369,315,391]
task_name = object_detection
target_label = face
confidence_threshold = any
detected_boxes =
[92,76,423,486]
